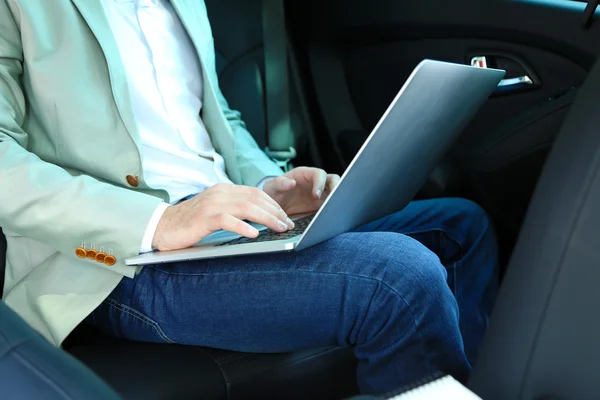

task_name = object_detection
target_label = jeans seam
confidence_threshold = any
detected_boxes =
[457,218,490,264]
[104,298,175,344]
[149,266,435,375]
[402,227,466,253]
[372,280,434,376]
[451,261,460,328]
[353,279,381,346]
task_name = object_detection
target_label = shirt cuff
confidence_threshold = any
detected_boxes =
[257,176,277,191]
[140,202,170,254]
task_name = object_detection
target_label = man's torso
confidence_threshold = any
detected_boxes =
[0,0,272,345]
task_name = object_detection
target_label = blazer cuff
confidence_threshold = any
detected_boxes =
[140,202,170,254]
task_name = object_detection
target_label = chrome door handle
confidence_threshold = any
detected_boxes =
[497,75,534,88]
[470,56,536,91]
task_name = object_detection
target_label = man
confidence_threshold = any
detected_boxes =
[0,0,498,395]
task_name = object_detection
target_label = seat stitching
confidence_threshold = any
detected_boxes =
[223,346,351,385]
[218,353,254,365]
[190,347,231,398]
[103,298,175,344]
[213,352,251,363]
[208,352,243,362]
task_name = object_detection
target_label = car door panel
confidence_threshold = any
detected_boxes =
[344,39,586,137]
[297,0,597,158]
[288,0,599,261]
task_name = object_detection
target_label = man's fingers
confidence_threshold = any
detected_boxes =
[310,169,328,199]
[213,213,259,238]
[326,174,341,193]
[246,195,294,228]
[236,185,286,213]
[233,202,290,233]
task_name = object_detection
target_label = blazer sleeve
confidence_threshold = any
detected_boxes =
[0,0,162,273]
[214,80,284,186]
[200,32,284,185]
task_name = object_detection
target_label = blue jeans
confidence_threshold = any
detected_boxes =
[87,198,499,394]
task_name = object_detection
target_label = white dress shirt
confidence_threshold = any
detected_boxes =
[102,0,259,253]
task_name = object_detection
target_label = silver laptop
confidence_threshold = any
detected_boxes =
[125,59,504,266]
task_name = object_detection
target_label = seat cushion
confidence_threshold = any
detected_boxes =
[0,302,120,400]
[65,324,358,399]
[203,346,358,399]
[68,341,227,399]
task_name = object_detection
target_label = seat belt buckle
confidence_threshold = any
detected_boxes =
[264,146,297,172]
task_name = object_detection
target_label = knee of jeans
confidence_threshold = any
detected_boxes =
[454,198,490,226]
[437,198,493,243]
[373,233,448,295]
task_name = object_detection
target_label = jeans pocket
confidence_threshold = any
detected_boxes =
[88,298,175,344]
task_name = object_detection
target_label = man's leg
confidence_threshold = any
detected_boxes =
[354,198,499,364]
[87,230,468,394]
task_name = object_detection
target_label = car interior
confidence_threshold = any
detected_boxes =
[2,0,600,398]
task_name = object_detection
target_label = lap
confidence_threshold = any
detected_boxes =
[88,198,489,349]
[89,230,450,348]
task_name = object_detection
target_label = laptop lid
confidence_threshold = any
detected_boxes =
[295,59,504,251]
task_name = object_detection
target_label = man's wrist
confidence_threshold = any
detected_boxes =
[140,202,170,254]
[257,176,277,191]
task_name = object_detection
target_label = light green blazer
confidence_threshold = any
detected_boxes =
[0,0,283,346]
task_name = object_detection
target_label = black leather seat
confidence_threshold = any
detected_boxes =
[66,324,357,400]
[468,57,600,399]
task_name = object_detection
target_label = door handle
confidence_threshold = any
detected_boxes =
[497,75,534,88]
[470,55,539,93]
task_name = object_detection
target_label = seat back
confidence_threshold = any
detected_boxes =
[469,58,600,400]
[205,0,311,162]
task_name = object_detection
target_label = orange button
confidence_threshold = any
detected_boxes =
[104,255,117,266]
[86,249,98,260]
[75,248,87,258]
[126,175,139,187]
[95,252,106,263]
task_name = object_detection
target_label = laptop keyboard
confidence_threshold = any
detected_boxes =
[217,215,314,246]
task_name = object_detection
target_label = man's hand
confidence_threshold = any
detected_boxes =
[263,167,341,216]
[152,184,294,251]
